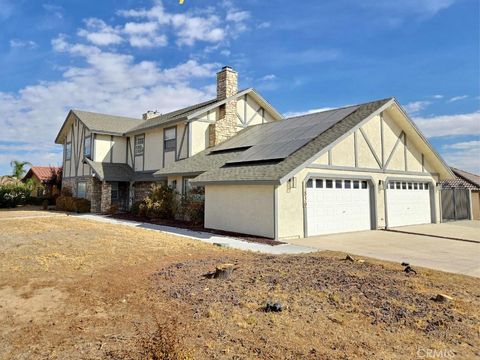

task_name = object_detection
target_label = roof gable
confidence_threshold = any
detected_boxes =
[24,166,62,183]
[55,110,143,144]
[126,88,283,134]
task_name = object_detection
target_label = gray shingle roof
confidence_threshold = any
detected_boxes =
[72,110,143,135]
[126,98,220,133]
[85,159,134,182]
[155,98,393,184]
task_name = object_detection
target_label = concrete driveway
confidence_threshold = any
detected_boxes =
[287,222,480,277]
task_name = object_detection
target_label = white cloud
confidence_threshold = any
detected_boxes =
[42,4,64,19]
[257,21,271,29]
[0,35,218,173]
[78,18,123,46]
[414,112,480,137]
[260,74,276,81]
[443,140,480,151]
[170,13,225,46]
[9,39,37,49]
[404,100,431,114]
[284,107,335,118]
[226,10,250,23]
[442,141,480,174]
[432,94,444,99]
[116,1,249,47]
[448,95,468,102]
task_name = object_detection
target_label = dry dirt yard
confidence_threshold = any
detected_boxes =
[0,210,479,360]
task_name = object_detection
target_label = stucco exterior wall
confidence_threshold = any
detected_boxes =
[143,128,163,171]
[236,94,275,129]
[205,184,275,238]
[276,107,443,239]
[277,167,440,239]
[112,136,127,163]
[190,115,213,155]
[94,134,112,163]
[63,115,92,178]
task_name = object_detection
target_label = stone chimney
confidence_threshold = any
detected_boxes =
[209,66,238,147]
[142,110,159,120]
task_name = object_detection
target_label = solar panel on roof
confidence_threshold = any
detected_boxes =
[225,138,312,164]
[214,105,360,164]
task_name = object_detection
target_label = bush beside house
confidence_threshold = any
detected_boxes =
[0,183,31,208]
[132,184,205,226]
[55,187,91,213]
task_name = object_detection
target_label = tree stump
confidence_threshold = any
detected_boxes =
[212,263,235,279]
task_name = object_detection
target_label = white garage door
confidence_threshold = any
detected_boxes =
[386,181,432,227]
[306,178,372,236]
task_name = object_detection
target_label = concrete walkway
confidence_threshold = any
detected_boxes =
[75,214,316,255]
[288,228,480,277]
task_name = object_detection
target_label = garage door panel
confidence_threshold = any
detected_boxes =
[306,178,371,236]
[386,181,431,227]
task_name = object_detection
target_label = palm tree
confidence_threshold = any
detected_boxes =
[10,160,32,179]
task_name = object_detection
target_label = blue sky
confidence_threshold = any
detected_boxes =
[0,0,479,175]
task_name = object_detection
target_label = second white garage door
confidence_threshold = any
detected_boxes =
[306,178,372,236]
[386,181,432,227]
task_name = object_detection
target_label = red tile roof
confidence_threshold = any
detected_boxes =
[24,166,62,183]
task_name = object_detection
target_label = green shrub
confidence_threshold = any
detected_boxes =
[0,184,31,208]
[180,187,205,225]
[56,196,91,213]
[140,184,178,220]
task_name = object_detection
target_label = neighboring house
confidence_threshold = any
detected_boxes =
[23,166,62,198]
[442,167,480,220]
[55,66,454,239]
[0,176,21,185]
[54,66,282,213]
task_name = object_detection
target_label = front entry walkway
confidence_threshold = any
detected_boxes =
[76,214,316,255]
[287,226,480,277]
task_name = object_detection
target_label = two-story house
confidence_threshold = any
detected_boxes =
[54,66,282,213]
[55,66,454,239]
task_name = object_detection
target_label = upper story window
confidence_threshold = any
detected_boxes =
[135,135,145,156]
[164,127,176,152]
[84,136,91,158]
[66,142,72,160]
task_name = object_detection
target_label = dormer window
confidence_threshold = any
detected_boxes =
[164,127,176,152]
[135,135,145,156]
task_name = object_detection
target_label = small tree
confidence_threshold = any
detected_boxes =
[10,160,32,179]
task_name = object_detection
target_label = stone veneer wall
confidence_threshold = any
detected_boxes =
[210,66,238,147]
[61,176,104,213]
[133,181,154,203]
[100,182,111,213]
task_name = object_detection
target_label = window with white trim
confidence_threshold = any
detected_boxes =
[164,127,176,152]
[135,135,144,156]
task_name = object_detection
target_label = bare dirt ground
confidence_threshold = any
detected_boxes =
[0,210,479,359]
